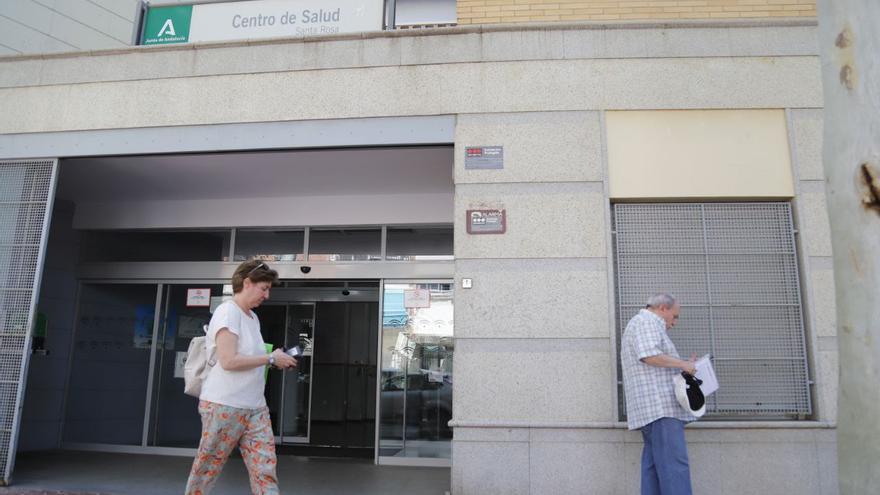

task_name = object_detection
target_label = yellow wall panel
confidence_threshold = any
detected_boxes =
[607,109,795,199]
[457,0,817,24]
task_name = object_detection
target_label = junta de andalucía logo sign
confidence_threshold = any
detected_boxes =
[142,5,193,45]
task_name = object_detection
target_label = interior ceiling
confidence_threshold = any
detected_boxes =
[57,146,454,202]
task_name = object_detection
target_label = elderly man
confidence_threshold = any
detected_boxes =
[621,293,698,495]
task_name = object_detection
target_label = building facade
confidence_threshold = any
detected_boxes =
[0,1,837,493]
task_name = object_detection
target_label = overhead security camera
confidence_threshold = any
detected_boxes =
[300,265,312,274]
[341,290,351,296]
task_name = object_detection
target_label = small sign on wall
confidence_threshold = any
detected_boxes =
[404,289,431,308]
[467,209,506,234]
[464,146,504,169]
[186,288,211,307]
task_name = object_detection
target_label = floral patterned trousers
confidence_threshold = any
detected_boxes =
[185,400,279,495]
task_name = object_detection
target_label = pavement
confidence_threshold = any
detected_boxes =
[0,450,451,495]
[0,492,109,495]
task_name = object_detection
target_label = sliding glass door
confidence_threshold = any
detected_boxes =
[63,278,453,464]
[378,281,453,464]
[146,284,224,448]
[63,284,159,446]
[261,303,315,444]
[64,283,224,449]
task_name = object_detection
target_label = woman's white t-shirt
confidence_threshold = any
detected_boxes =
[200,300,268,409]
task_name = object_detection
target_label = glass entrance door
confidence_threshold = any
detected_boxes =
[147,284,224,448]
[63,283,159,446]
[261,303,314,444]
[378,281,454,464]
[259,284,379,454]
[63,279,430,462]
[310,301,378,450]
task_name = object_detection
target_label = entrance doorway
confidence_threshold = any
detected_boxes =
[28,135,457,466]
[7,117,457,474]
[257,283,379,457]
[61,281,381,456]
[47,219,455,467]
[56,278,454,465]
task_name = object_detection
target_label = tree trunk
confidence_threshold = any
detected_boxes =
[816,1,880,493]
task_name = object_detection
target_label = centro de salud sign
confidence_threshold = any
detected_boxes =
[141,0,383,46]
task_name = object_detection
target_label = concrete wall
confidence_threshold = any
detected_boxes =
[457,0,817,25]
[452,425,836,494]
[452,107,836,495]
[0,22,823,133]
[0,20,836,494]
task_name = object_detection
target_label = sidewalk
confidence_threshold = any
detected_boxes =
[0,450,450,495]
[0,492,109,495]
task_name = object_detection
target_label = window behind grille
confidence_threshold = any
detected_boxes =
[612,203,812,419]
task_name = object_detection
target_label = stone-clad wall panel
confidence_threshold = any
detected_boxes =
[0,57,821,134]
[454,259,609,339]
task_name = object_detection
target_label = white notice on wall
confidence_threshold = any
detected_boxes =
[186,288,211,307]
[404,289,430,308]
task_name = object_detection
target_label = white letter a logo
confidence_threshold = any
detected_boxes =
[158,19,176,37]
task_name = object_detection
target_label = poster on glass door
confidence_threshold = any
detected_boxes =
[404,289,431,308]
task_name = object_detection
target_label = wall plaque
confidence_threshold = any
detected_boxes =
[464,146,503,169]
[467,209,506,234]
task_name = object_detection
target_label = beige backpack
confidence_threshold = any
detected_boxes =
[183,325,215,397]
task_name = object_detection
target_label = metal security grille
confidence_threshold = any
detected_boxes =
[613,203,811,418]
[0,159,57,484]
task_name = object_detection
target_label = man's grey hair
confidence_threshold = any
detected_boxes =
[646,293,677,309]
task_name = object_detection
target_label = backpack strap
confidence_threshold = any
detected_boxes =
[202,323,217,367]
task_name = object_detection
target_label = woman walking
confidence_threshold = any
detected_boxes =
[185,261,297,495]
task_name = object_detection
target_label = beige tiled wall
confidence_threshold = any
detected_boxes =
[606,109,795,199]
[457,0,817,25]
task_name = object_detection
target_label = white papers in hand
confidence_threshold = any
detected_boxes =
[695,354,719,396]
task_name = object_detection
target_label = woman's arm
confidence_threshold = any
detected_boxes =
[214,328,299,371]
[215,328,271,371]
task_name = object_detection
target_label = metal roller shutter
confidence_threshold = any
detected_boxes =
[613,202,811,418]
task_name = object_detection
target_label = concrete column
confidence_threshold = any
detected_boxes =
[451,111,614,494]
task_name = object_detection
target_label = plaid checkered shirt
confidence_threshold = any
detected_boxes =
[621,309,696,430]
